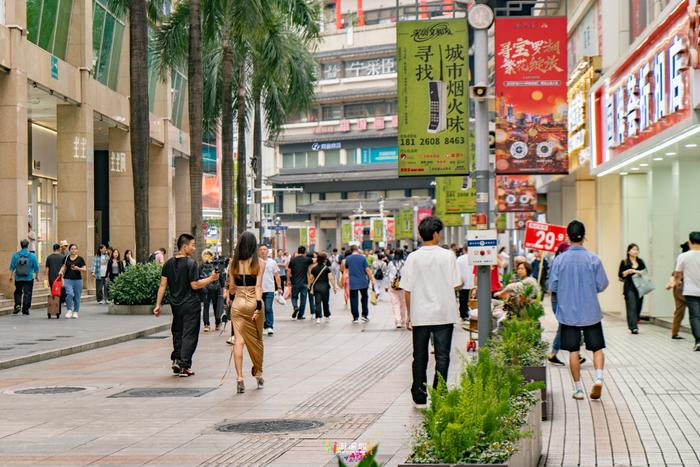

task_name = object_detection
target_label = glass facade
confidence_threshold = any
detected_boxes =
[27,0,74,60]
[171,69,187,129]
[202,131,216,175]
[92,0,125,90]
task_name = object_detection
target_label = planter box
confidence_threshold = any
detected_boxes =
[521,365,547,421]
[108,304,171,315]
[399,394,542,467]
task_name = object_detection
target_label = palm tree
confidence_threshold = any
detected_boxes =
[188,0,205,255]
[108,0,166,262]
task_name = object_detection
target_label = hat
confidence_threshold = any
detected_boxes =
[567,220,585,243]
[59,240,68,247]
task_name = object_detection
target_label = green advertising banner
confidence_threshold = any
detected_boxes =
[300,227,308,247]
[396,209,414,240]
[442,213,463,227]
[435,176,476,217]
[372,218,384,242]
[341,222,352,245]
[397,19,470,176]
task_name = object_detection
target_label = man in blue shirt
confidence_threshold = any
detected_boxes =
[342,244,375,323]
[9,239,40,315]
[549,220,609,401]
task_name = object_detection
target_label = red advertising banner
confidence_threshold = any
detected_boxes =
[308,226,317,246]
[523,221,567,252]
[496,176,537,212]
[495,17,568,175]
[417,208,433,224]
[386,218,395,242]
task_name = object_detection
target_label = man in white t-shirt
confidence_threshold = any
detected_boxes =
[401,216,462,408]
[260,245,282,336]
[674,231,700,351]
[456,245,475,321]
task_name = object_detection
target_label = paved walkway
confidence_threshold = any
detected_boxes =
[1,291,699,466]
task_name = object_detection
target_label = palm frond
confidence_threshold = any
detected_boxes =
[151,0,190,80]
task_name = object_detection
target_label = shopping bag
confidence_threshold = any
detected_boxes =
[370,290,378,306]
[632,270,655,297]
[283,284,291,300]
[275,291,286,306]
[51,276,63,297]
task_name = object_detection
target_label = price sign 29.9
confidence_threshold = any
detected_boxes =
[523,221,567,253]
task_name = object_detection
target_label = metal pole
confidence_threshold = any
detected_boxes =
[474,20,492,348]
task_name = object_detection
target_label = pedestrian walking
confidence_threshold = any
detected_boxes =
[275,249,288,290]
[309,251,336,323]
[532,250,549,297]
[549,220,609,401]
[667,242,690,340]
[45,243,65,316]
[673,231,700,351]
[307,252,318,318]
[59,244,87,319]
[106,249,125,299]
[123,249,137,267]
[372,253,388,303]
[400,216,462,408]
[456,245,474,321]
[224,232,265,393]
[27,223,37,254]
[387,249,408,328]
[92,245,110,304]
[154,234,219,377]
[342,244,375,323]
[59,240,69,256]
[260,245,281,335]
[9,239,40,315]
[618,243,647,334]
[288,246,313,320]
[199,249,222,332]
[330,248,342,285]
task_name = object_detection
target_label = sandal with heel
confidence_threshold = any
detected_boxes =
[236,379,245,394]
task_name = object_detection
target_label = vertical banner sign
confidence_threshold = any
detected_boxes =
[397,20,470,176]
[372,218,385,242]
[386,218,395,241]
[353,223,364,244]
[496,176,538,212]
[495,17,568,174]
[396,209,414,240]
[417,208,433,224]
[308,227,317,246]
[300,227,308,247]
[342,222,352,245]
[436,176,476,216]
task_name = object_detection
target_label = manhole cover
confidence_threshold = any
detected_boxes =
[216,419,325,434]
[138,335,169,339]
[109,387,215,398]
[14,386,87,395]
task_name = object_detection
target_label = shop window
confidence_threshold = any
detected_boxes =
[346,147,359,164]
[321,63,341,80]
[324,149,341,166]
[296,192,311,206]
[412,189,429,197]
[326,192,342,201]
[202,139,216,175]
[92,0,126,90]
[366,191,385,200]
[322,105,343,121]
[343,57,396,78]
[282,192,297,213]
[307,151,319,168]
[282,153,295,169]
[347,192,364,200]
[386,190,404,199]
[311,193,321,203]
[27,0,74,60]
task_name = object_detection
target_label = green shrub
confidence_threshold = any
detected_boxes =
[492,317,548,367]
[108,263,169,306]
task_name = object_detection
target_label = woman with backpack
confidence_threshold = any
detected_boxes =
[199,249,222,332]
[372,253,388,303]
[387,249,408,328]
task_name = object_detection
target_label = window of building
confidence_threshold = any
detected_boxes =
[171,69,187,129]
[322,105,343,121]
[296,192,311,206]
[91,0,126,90]
[147,30,158,112]
[366,191,385,200]
[282,192,297,213]
[321,63,341,80]
[307,151,319,168]
[386,190,404,199]
[412,189,430,197]
[343,57,396,78]
[326,192,342,201]
[27,0,74,60]
[311,193,321,203]
[202,130,216,175]
[347,191,364,200]
[324,149,341,166]
[287,109,319,124]
[346,147,360,164]
[630,0,672,42]
[282,152,295,169]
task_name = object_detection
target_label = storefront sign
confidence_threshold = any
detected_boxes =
[342,222,352,245]
[397,20,470,176]
[417,208,433,224]
[353,223,364,243]
[435,176,476,217]
[311,142,341,151]
[592,3,693,169]
[361,147,399,164]
[300,227,308,247]
[396,209,414,240]
[496,176,537,212]
[568,57,600,170]
[513,212,538,230]
[386,218,395,241]
[441,214,463,227]
[523,221,567,252]
[371,218,384,242]
[308,226,317,246]
[495,17,568,174]
[467,230,498,266]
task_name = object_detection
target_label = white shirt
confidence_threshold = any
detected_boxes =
[262,258,278,293]
[676,250,700,297]
[400,245,462,326]
[456,254,475,290]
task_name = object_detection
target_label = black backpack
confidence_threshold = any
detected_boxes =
[200,263,220,291]
[374,265,384,281]
[147,252,157,263]
[15,255,30,276]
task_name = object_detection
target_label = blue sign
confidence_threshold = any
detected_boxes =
[311,142,341,151]
[268,226,289,231]
[50,56,58,80]
[361,147,399,164]
[467,239,497,247]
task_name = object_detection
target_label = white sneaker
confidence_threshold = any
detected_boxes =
[226,336,235,345]
[316,318,321,324]
[65,311,73,319]
[325,317,331,323]
[267,328,274,336]
[73,313,79,319]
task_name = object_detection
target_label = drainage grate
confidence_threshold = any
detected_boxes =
[109,387,215,398]
[138,335,169,340]
[215,419,325,434]
[14,386,87,395]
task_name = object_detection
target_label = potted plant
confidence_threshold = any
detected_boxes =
[108,263,170,315]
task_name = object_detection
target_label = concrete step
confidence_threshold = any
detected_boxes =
[0,293,97,316]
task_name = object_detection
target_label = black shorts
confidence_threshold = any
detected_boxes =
[560,322,606,352]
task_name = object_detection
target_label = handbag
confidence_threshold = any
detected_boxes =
[51,276,63,297]
[390,261,404,290]
[632,270,655,297]
[308,265,328,296]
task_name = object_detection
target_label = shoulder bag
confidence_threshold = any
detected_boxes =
[632,270,655,297]
[308,265,327,296]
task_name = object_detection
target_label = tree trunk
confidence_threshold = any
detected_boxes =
[220,45,235,258]
[235,60,247,241]
[253,93,262,242]
[129,0,150,262]
[188,0,204,256]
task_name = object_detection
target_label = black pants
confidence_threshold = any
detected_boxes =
[349,288,369,320]
[96,277,108,302]
[202,288,222,326]
[458,289,471,319]
[624,285,643,330]
[291,284,308,318]
[13,280,34,314]
[684,295,700,344]
[313,286,331,318]
[411,324,454,404]
[170,302,201,368]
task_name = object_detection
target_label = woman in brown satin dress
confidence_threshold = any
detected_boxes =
[224,232,265,394]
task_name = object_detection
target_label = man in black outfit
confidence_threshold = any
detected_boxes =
[154,234,219,377]
[288,246,313,319]
[45,243,65,315]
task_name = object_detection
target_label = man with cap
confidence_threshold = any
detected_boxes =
[549,220,609,401]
